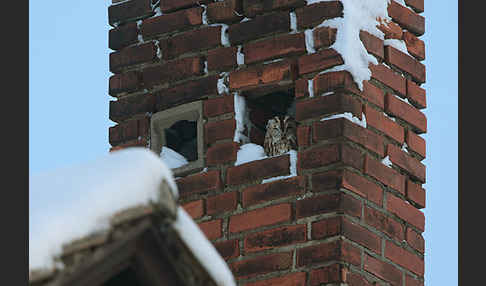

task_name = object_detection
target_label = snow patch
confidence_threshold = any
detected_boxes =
[204,60,208,74]
[261,150,298,183]
[237,46,245,65]
[217,72,230,95]
[384,39,411,56]
[201,4,208,25]
[381,155,393,167]
[321,112,367,128]
[154,40,162,59]
[402,142,409,153]
[304,29,316,54]
[153,6,163,16]
[308,79,315,97]
[234,143,267,166]
[290,12,298,33]
[160,146,189,169]
[233,93,250,143]
[240,17,251,22]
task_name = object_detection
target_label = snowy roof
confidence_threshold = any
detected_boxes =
[29,148,235,286]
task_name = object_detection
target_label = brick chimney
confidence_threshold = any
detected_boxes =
[108,0,426,285]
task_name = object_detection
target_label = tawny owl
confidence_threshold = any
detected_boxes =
[264,115,297,156]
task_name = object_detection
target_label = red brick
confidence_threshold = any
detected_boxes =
[245,224,307,252]
[312,70,361,96]
[313,27,337,49]
[204,119,236,145]
[404,0,424,13]
[242,176,305,207]
[361,81,385,109]
[388,1,425,36]
[295,92,362,121]
[402,31,425,61]
[311,216,341,239]
[377,20,403,40]
[406,180,425,209]
[387,194,425,232]
[387,144,426,182]
[346,271,375,286]
[109,71,142,97]
[406,275,424,286]
[182,200,204,219]
[229,204,291,233]
[245,272,306,286]
[141,56,204,88]
[364,206,404,241]
[231,252,292,279]
[406,130,425,159]
[154,75,219,111]
[228,11,290,45]
[406,79,426,109]
[243,33,306,64]
[203,95,234,117]
[295,1,343,29]
[227,155,290,186]
[313,118,385,157]
[364,105,404,144]
[364,154,406,194]
[385,93,427,134]
[296,193,362,219]
[206,141,240,166]
[141,7,202,39]
[363,254,403,286]
[206,191,238,215]
[109,22,138,50]
[207,0,243,24]
[360,30,384,60]
[369,63,406,96]
[207,46,238,72]
[214,239,239,259]
[298,48,343,75]
[109,42,158,73]
[385,46,425,84]
[242,0,306,17]
[299,143,363,171]
[309,264,346,286]
[295,78,309,98]
[166,26,221,59]
[108,0,153,26]
[297,125,310,147]
[177,170,222,198]
[109,93,155,123]
[229,60,297,91]
[406,227,425,254]
[198,219,222,240]
[297,239,360,267]
[385,241,424,276]
[159,0,210,13]
[109,118,149,146]
[109,138,147,152]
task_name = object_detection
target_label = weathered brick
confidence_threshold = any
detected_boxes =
[207,0,243,24]
[214,239,239,259]
[109,22,138,50]
[228,11,290,45]
[159,0,210,13]
[297,125,311,147]
[296,192,362,219]
[364,154,406,194]
[245,272,306,286]
[203,95,234,117]
[311,216,341,239]
[166,26,221,59]
[385,241,424,276]
[369,64,406,96]
[346,271,375,286]
[231,252,292,279]
[206,141,240,166]
[198,219,222,240]
[242,0,306,17]
[364,206,404,241]
[312,70,361,96]
[388,1,425,35]
[298,49,343,75]
[299,143,363,171]
[360,30,384,60]
[109,71,142,97]
[243,33,306,64]
[295,1,343,29]
[404,0,424,13]
[108,0,153,26]
[313,118,385,157]
[361,81,385,109]
[406,179,425,209]
[109,118,149,145]
[109,93,155,122]
[402,31,425,61]
[385,46,425,84]
[242,176,305,207]
[309,264,346,286]
[229,203,292,233]
[207,46,238,72]
[406,79,426,109]
[141,7,203,38]
[387,144,425,182]
[406,130,426,158]
[245,224,307,252]
[182,199,204,219]
[341,217,381,254]
[406,227,425,254]
[364,105,404,144]
[387,194,425,232]
[406,275,424,286]
[363,254,403,286]
[313,27,337,49]
[377,20,403,40]
[229,59,297,91]
[295,92,361,122]
[385,93,427,133]
[109,42,158,73]
[141,56,204,88]
[297,239,360,267]
[205,119,236,145]
[177,170,222,198]
[206,191,238,215]
[227,155,290,185]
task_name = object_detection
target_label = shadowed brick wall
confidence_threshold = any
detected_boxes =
[107,0,426,285]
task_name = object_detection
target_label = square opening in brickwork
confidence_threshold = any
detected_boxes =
[150,101,204,176]
[246,88,297,151]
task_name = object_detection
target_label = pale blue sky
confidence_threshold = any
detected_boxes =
[29,0,457,284]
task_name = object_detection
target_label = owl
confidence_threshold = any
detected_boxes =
[264,115,297,157]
